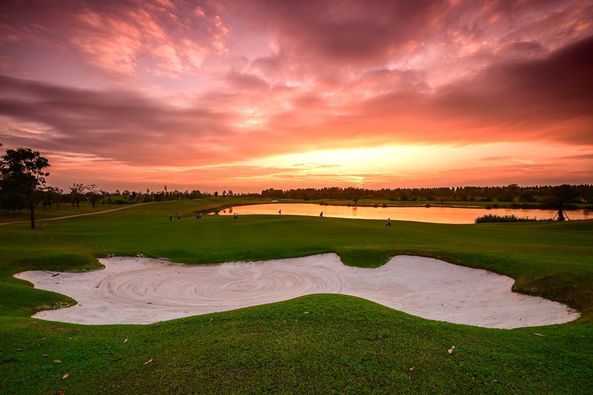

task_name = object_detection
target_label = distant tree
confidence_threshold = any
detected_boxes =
[550,184,578,221]
[497,193,515,202]
[0,147,50,229]
[344,187,362,206]
[42,186,62,209]
[86,184,99,208]
[69,183,86,208]
[519,190,536,203]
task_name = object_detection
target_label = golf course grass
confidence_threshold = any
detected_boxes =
[1,199,593,393]
[0,202,128,224]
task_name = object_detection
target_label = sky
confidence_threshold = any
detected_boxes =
[1,0,592,192]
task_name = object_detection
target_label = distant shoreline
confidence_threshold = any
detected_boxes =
[271,199,593,211]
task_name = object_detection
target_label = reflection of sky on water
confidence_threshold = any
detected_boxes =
[218,203,592,224]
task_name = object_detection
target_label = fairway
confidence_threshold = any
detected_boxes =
[1,199,593,393]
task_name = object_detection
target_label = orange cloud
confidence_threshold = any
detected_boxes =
[0,0,592,190]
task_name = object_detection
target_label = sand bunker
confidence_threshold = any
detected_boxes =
[15,254,579,328]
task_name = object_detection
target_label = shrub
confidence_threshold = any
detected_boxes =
[474,214,545,223]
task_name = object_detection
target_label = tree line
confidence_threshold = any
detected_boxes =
[0,147,248,228]
[2,146,591,229]
[261,185,593,208]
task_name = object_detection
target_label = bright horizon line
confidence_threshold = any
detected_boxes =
[42,182,590,195]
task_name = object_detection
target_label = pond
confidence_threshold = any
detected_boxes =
[218,203,592,224]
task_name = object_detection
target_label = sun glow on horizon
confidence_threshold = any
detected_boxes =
[37,140,593,192]
[205,141,593,189]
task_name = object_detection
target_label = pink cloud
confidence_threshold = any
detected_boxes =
[1,35,592,170]
[0,0,229,79]
[0,0,592,190]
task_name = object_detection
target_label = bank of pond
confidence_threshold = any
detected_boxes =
[213,203,592,224]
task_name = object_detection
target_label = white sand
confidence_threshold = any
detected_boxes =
[15,254,579,328]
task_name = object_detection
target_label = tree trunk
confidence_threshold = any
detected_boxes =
[29,201,35,229]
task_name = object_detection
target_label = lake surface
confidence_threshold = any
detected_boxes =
[218,203,592,224]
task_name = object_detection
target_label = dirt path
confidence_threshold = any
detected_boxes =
[0,203,152,226]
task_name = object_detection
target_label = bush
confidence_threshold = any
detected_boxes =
[474,214,544,223]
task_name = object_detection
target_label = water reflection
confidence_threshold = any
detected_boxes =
[218,203,592,224]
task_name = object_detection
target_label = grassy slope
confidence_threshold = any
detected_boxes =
[0,202,136,223]
[1,199,592,393]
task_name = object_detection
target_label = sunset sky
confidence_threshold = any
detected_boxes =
[1,0,592,192]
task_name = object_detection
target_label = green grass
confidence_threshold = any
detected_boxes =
[0,202,133,223]
[1,199,593,393]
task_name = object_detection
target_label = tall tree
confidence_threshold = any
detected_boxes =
[0,147,50,229]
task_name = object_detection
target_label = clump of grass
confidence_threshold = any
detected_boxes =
[475,214,547,223]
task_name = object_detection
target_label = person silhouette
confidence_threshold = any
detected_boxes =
[278,209,282,215]
[319,211,324,219]
[385,217,392,227]
[233,213,239,220]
